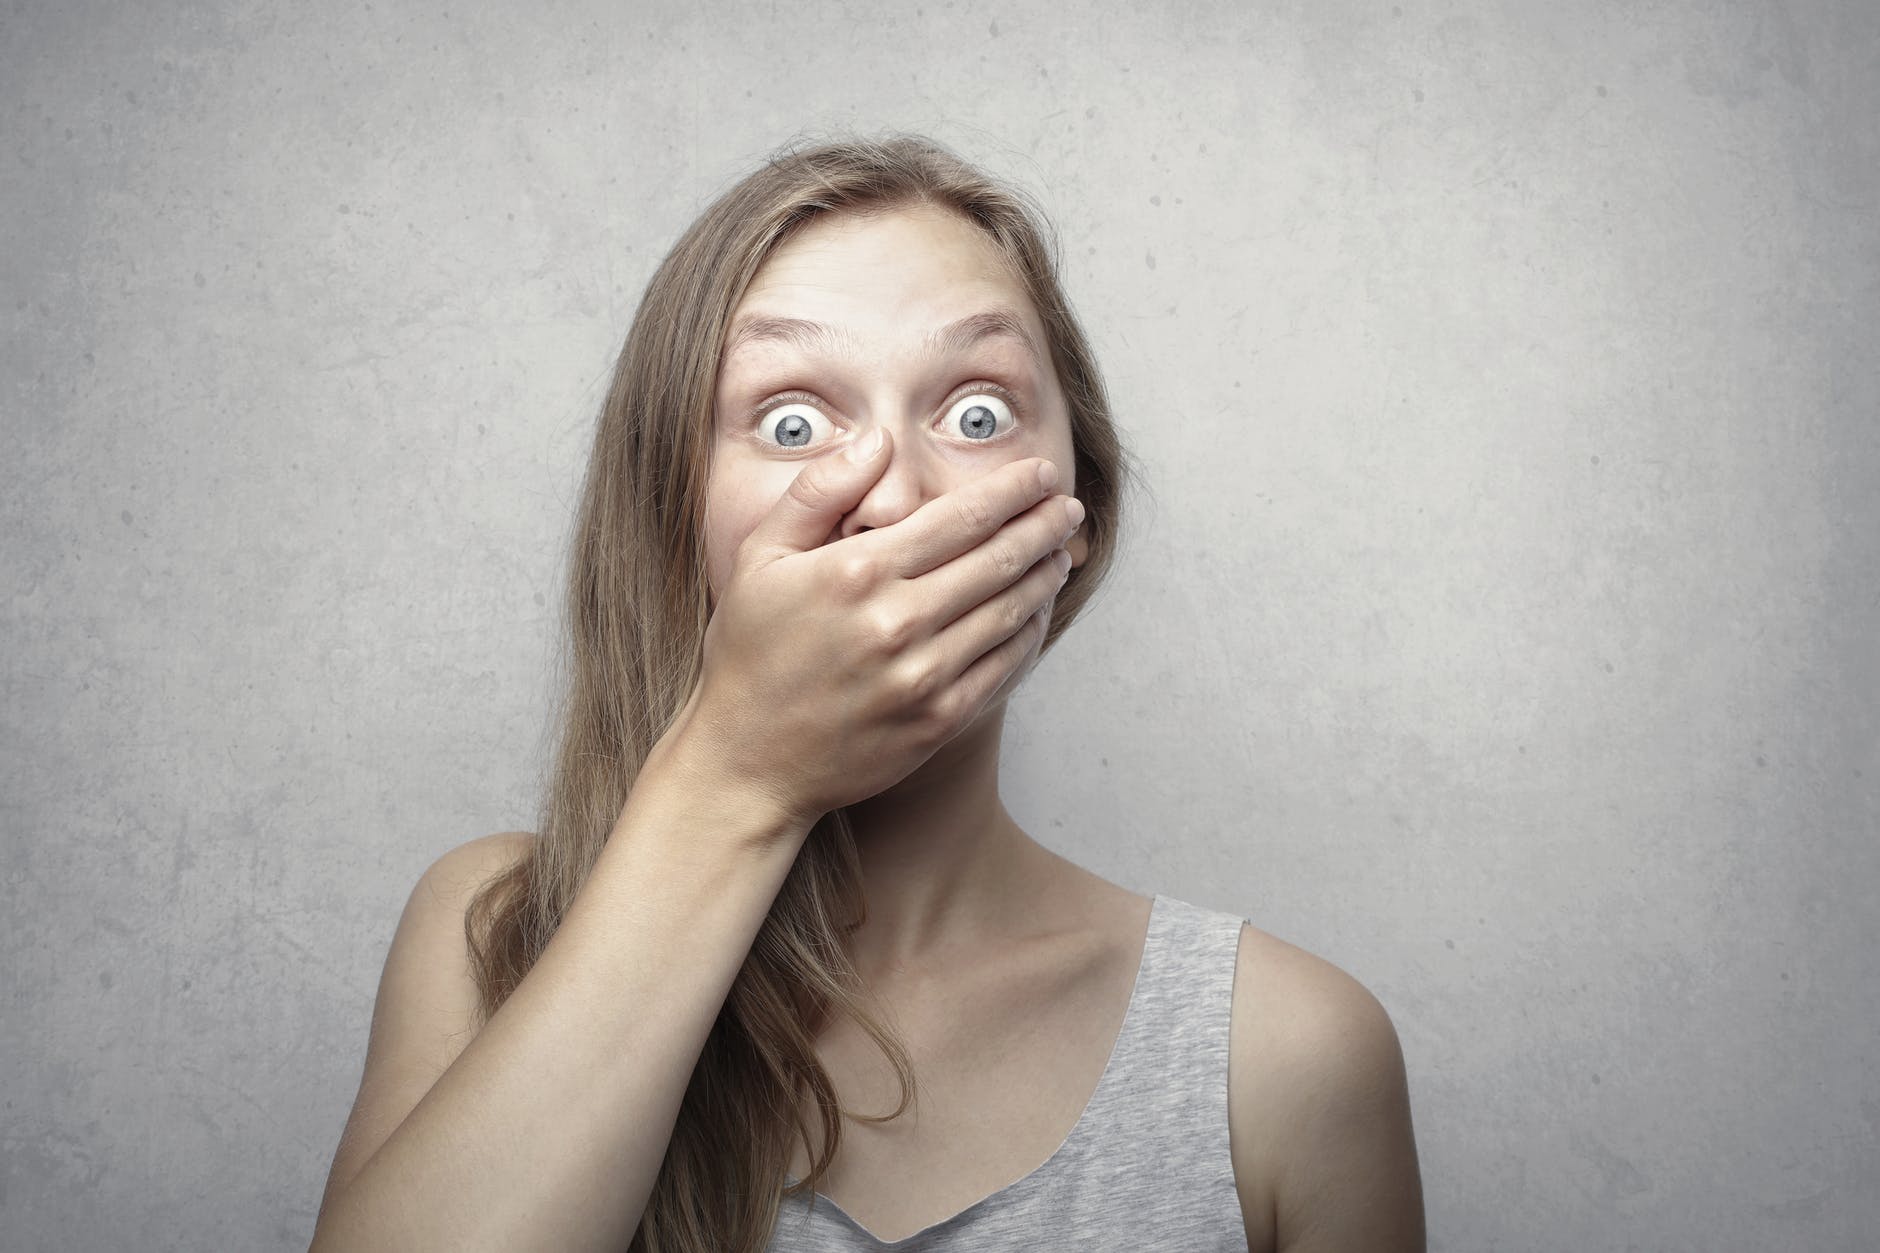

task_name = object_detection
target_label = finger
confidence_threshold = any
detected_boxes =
[922,545,1068,703]
[938,570,1061,729]
[741,427,893,564]
[867,457,1061,581]
[916,489,1080,636]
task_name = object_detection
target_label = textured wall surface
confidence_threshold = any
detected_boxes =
[4,1,1876,1248]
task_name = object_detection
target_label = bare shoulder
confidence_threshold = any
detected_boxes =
[1230,923,1404,1089]
[315,831,537,1217]
[1228,923,1425,1253]
[421,829,537,909]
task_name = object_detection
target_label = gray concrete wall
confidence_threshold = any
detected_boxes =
[4,1,1875,1248]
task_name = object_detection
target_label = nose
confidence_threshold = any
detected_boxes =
[835,432,945,542]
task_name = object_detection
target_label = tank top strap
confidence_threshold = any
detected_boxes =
[937,891,1250,1249]
[766,892,1252,1251]
[1059,892,1247,1170]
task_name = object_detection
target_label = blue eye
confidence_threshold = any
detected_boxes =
[948,392,1017,441]
[757,400,833,448]
[750,385,1022,450]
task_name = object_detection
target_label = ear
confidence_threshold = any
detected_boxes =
[1067,524,1089,568]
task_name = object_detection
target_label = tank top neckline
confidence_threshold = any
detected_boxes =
[782,892,1168,1247]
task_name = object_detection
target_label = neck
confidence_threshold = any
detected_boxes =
[838,701,1051,979]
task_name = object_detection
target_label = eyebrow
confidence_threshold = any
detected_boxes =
[723,306,1043,370]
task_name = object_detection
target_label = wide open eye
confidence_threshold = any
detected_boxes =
[756,399,836,449]
[946,391,1018,442]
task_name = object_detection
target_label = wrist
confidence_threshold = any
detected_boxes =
[642,711,817,850]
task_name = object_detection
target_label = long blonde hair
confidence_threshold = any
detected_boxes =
[466,129,1145,1252]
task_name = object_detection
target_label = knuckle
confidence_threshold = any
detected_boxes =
[868,605,916,653]
[989,541,1027,585]
[904,657,945,704]
[834,552,879,596]
[789,466,836,509]
[927,688,965,736]
[952,490,997,535]
[910,692,948,741]
[1007,594,1036,634]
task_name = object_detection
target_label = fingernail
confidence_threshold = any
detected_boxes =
[1064,497,1086,528]
[847,428,884,462]
[1037,460,1059,490]
[1052,549,1073,577]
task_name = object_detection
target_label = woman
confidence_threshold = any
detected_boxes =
[311,133,1424,1253]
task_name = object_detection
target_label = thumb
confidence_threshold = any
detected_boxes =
[745,427,890,563]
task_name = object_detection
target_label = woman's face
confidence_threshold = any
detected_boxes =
[705,204,1088,605]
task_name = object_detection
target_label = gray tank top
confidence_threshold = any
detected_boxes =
[765,893,1251,1250]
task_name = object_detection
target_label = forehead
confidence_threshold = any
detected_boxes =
[721,206,1045,369]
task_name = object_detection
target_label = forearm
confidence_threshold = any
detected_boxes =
[310,743,811,1253]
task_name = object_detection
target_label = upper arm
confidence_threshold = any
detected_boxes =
[1228,924,1426,1253]
[314,831,536,1217]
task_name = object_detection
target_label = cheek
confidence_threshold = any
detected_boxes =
[1040,438,1078,500]
[703,487,777,601]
